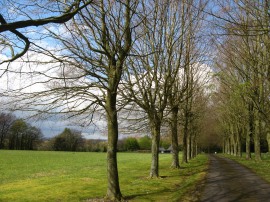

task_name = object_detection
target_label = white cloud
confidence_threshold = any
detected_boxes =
[0,51,107,138]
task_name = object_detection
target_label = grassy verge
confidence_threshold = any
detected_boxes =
[221,153,270,183]
[0,150,208,201]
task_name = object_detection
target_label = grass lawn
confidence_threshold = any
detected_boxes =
[222,153,270,183]
[0,150,208,201]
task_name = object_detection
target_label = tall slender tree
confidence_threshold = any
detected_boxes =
[122,0,183,177]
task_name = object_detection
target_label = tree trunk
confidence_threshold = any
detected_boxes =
[246,125,251,159]
[224,138,227,154]
[170,108,180,169]
[226,139,229,154]
[191,133,196,158]
[235,127,241,157]
[230,137,234,155]
[237,132,242,157]
[233,137,237,156]
[182,115,188,163]
[230,126,237,156]
[254,119,261,161]
[195,140,198,156]
[0,132,4,149]
[15,133,19,150]
[182,133,188,162]
[189,133,192,159]
[150,121,161,178]
[246,102,254,159]
[187,132,191,160]
[227,138,231,154]
[106,91,122,201]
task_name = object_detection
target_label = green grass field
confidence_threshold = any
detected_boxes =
[0,150,208,201]
[222,153,270,183]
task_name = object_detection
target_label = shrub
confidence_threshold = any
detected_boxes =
[138,135,151,150]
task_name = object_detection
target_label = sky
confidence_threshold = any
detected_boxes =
[0,53,107,139]
[0,55,145,140]
[0,0,215,139]
[0,50,214,139]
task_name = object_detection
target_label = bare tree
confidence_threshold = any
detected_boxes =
[0,112,16,149]
[170,0,209,164]
[122,0,187,177]
[166,0,191,169]
[213,0,270,160]
[2,0,139,200]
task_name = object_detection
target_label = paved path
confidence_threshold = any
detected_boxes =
[200,155,270,202]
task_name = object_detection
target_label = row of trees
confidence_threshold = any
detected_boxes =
[2,0,270,199]
[0,0,211,200]
[0,113,43,150]
[43,133,159,152]
[213,0,270,160]
[0,116,165,152]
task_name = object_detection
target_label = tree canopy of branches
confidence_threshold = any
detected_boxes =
[0,113,43,150]
[1,0,219,200]
[0,0,93,65]
[2,0,139,200]
[0,112,16,149]
[52,128,83,151]
[213,0,270,160]
[120,0,209,176]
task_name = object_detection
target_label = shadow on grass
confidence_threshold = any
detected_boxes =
[124,187,173,201]
[124,167,206,201]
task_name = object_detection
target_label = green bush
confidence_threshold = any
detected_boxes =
[52,128,84,151]
[138,135,151,150]
[124,137,140,151]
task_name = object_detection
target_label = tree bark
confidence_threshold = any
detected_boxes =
[230,137,234,155]
[236,131,242,157]
[106,90,122,200]
[182,103,189,163]
[187,132,190,160]
[225,138,229,154]
[246,102,254,159]
[192,133,197,158]
[149,121,161,178]
[233,136,237,156]
[0,130,5,149]
[170,108,180,169]
[188,132,192,160]
[104,1,131,199]
[223,138,226,154]
[246,124,252,160]
[182,123,188,163]
[226,138,230,154]
[254,119,262,161]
